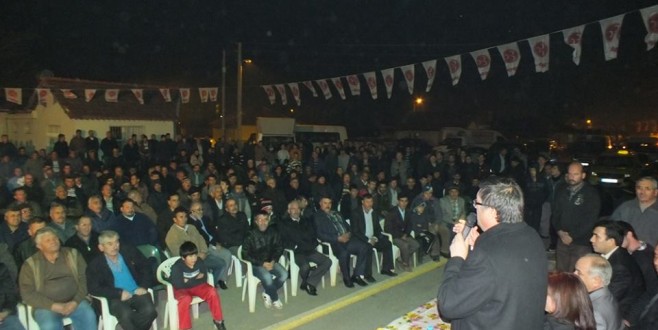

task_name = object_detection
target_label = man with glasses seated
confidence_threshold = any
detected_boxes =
[87,230,157,330]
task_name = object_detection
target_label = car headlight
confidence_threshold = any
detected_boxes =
[591,171,598,176]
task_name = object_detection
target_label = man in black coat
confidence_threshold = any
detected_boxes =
[438,177,548,330]
[590,220,645,319]
[87,230,157,330]
[279,200,331,296]
[350,194,397,280]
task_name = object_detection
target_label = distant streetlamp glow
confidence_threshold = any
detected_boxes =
[415,97,423,105]
[243,59,253,64]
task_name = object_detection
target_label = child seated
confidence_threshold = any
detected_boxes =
[170,241,227,330]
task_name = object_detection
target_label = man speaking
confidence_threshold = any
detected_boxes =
[437,177,547,330]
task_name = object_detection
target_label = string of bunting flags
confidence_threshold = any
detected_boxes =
[2,85,219,106]
[260,4,658,106]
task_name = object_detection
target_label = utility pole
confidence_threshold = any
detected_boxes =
[221,49,227,144]
[236,42,243,143]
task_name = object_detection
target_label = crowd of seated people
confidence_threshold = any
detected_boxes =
[0,130,657,329]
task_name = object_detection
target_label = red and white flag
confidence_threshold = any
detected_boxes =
[470,49,492,80]
[85,89,96,102]
[275,84,288,105]
[132,89,144,104]
[363,71,378,100]
[61,89,78,99]
[331,77,346,100]
[262,85,276,105]
[640,5,658,50]
[208,88,218,102]
[497,42,522,77]
[105,89,119,102]
[400,64,415,94]
[288,83,301,106]
[600,14,625,61]
[36,88,49,106]
[160,89,171,102]
[346,75,360,96]
[198,88,209,103]
[179,89,190,104]
[316,80,332,100]
[562,25,585,65]
[444,55,462,85]
[528,35,550,73]
[422,60,437,92]
[5,88,21,105]
[381,68,395,99]
[302,81,318,97]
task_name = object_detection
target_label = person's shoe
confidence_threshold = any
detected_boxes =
[263,293,272,309]
[343,278,354,288]
[440,252,451,258]
[272,300,283,310]
[431,255,441,262]
[381,270,398,277]
[214,320,227,330]
[352,276,368,286]
[217,280,228,290]
[364,275,377,283]
[302,284,318,296]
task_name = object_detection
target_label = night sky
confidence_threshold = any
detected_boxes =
[2,1,658,137]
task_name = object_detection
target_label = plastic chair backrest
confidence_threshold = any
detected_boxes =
[156,256,181,284]
[138,244,163,265]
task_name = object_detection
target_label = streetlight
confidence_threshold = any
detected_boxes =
[413,97,424,112]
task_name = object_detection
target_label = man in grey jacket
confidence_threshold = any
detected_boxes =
[575,254,624,330]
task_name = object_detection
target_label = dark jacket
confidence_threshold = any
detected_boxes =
[314,210,350,244]
[65,232,101,264]
[114,213,159,247]
[241,226,283,266]
[85,208,118,234]
[385,206,412,239]
[437,222,548,330]
[216,212,249,248]
[86,243,153,300]
[608,247,645,318]
[170,258,208,289]
[350,207,384,244]
[543,316,575,330]
[278,216,319,254]
[0,262,19,315]
[551,183,601,246]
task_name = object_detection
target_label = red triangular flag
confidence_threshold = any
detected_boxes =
[262,85,276,105]
[288,83,301,106]
[497,42,522,77]
[302,81,318,97]
[381,68,395,99]
[400,64,415,94]
[563,25,585,65]
[470,49,491,80]
[528,35,550,73]
[198,88,209,103]
[640,5,658,50]
[61,89,78,99]
[600,14,625,61]
[131,89,144,104]
[180,88,190,104]
[209,88,218,102]
[275,84,288,105]
[422,60,437,92]
[331,77,346,100]
[316,79,332,100]
[346,75,360,96]
[36,88,49,106]
[105,89,119,102]
[160,89,171,102]
[85,89,96,102]
[445,55,462,85]
[363,72,378,100]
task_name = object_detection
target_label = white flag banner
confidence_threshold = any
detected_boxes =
[302,81,318,97]
[131,89,144,104]
[262,85,276,105]
[288,83,301,106]
[85,89,97,102]
[198,88,209,103]
[470,49,492,80]
[105,89,119,102]
[400,64,415,94]
[640,5,658,50]
[381,68,395,99]
[179,88,190,104]
[346,75,360,96]
[5,88,22,105]
[275,84,288,105]
[497,42,522,77]
[160,89,171,102]
[208,88,218,102]
[36,88,49,106]
[316,79,332,100]
[562,25,585,65]
[528,34,550,73]
[61,89,77,99]
[331,77,346,100]
[422,60,437,92]
[444,55,462,85]
[600,14,625,61]
[363,71,378,100]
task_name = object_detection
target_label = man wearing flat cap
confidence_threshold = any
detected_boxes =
[439,185,467,228]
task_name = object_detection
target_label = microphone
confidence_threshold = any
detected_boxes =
[461,212,477,238]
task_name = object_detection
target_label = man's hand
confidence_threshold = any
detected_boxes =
[0,310,9,321]
[337,233,350,243]
[121,290,133,301]
[134,287,148,296]
[62,301,78,316]
[198,252,207,260]
[51,303,66,314]
[450,222,472,259]
[368,236,378,245]
[557,230,573,245]
[196,273,205,279]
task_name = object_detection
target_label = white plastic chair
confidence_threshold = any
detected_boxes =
[283,248,328,296]
[379,219,405,269]
[24,303,73,329]
[90,288,158,330]
[237,246,288,313]
[228,254,243,288]
[156,256,215,330]
[317,241,339,286]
